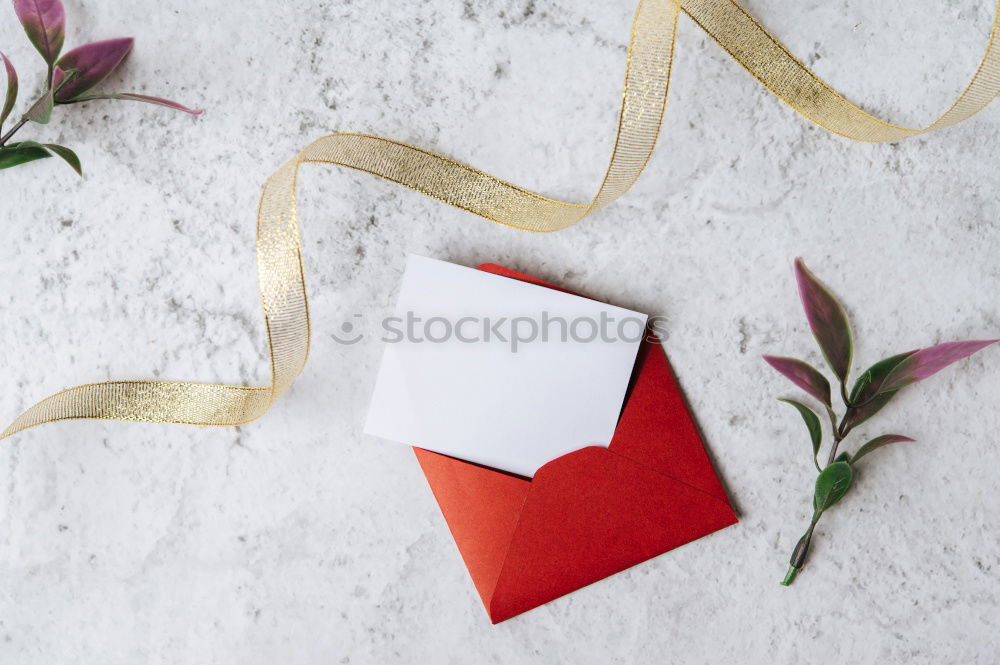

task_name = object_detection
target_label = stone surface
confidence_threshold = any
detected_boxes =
[1,1,999,663]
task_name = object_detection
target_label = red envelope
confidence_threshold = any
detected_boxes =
[413,264,737,623]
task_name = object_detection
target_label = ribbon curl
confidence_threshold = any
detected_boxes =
[3,0,999,440]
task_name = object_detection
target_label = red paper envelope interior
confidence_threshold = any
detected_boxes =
[413,264,737,623]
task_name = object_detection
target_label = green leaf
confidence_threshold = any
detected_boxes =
[24,88,54,124]
[813,461,853,514]
[43,143,81,175]
[0,142,50,169]
[848,351,917,404]
[834,451,851,464]
[779,398,823,470]
[851,434,915,464]
[844,390,898,431]
[848,372,871,404]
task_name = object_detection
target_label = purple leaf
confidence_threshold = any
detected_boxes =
[851,434,915,463]
[13,0,65,68]
[794,258,853,383]
[764,355,831,406]
[881,340,998,392]
[53,38,134,102]
[1,52,17,128]
[72,92,203,115]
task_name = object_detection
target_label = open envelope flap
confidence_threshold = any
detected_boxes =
[414,449,530,608]
[488,446,738,623]
[413,264,737,623]
[609,332,732,504]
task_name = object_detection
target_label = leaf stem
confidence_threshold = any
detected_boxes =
[823,406,839,439]
[825,391,856,466]
[781,513,820,586]
[826,418,845,465]
[0,118,27,146]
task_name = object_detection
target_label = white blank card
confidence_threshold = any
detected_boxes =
[364,255,647,477]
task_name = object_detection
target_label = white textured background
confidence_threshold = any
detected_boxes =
[2,1,999,663]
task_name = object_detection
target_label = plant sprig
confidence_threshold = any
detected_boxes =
[765,258,996,586]
[1,0,201,176]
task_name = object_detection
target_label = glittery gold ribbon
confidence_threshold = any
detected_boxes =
[3,0,999,440]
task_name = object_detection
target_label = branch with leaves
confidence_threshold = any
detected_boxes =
[765,258,996,586]
[1,0,201,175]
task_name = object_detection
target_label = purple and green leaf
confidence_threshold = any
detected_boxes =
[1,52,18,129]
[2,0,201,171]
[13,0,65,69]
[795,258,853,384]
[881,340,998,392]
[53,38,134,102]
[851,434,915,463]
[848,351,917,404]
[841,351,917,431]
[778,398,823,471]
[71,92,203,115]
[764,355,831,406]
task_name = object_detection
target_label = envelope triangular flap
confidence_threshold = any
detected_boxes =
[486,445,738,623]
[610,330,731,503]
[413,448,530,607]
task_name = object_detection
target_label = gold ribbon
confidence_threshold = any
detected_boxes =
[3,0,999,440]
